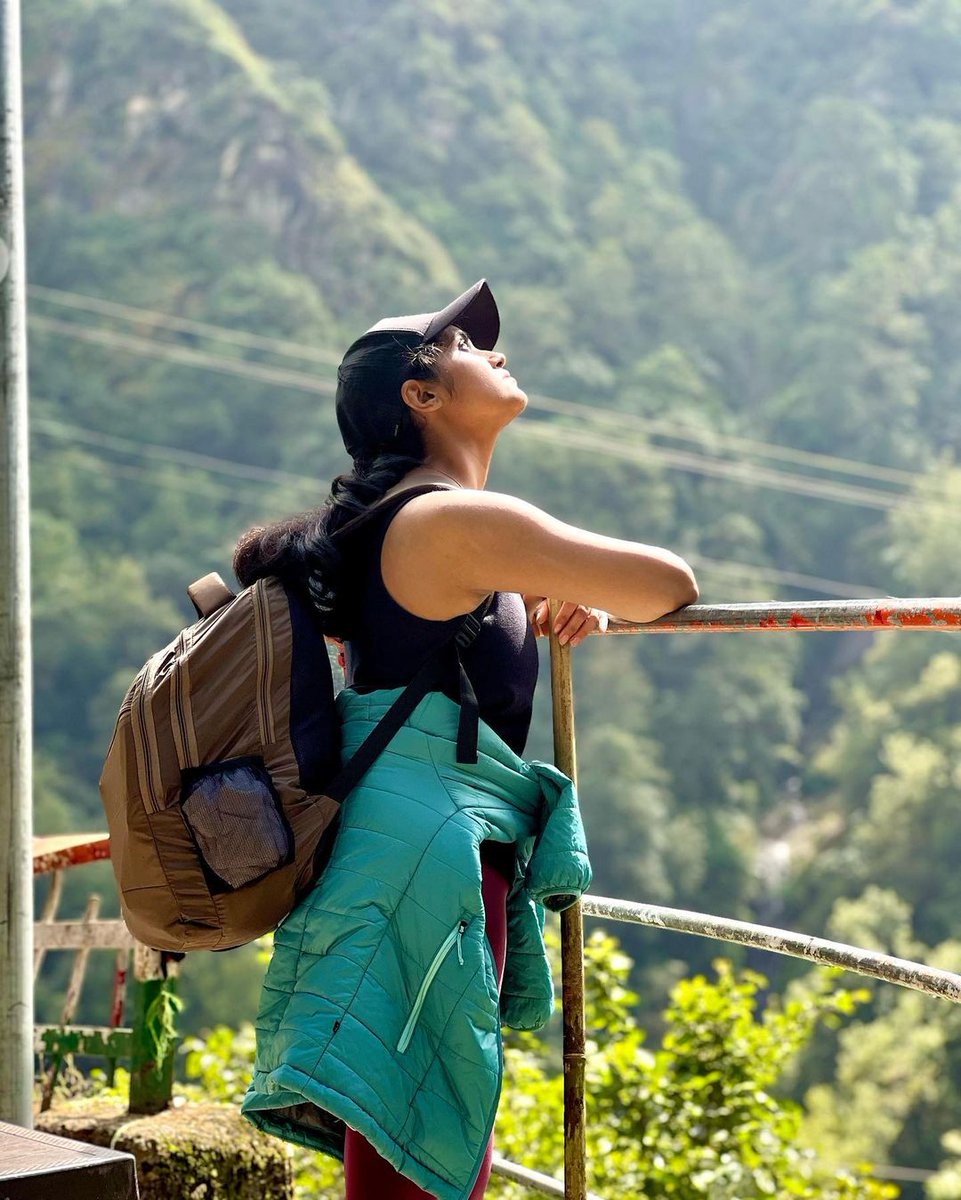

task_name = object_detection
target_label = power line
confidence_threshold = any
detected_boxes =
[34,427,877,599]
[41,446,275,506]
[31,313,911,511]
[514,422,902,511]
[527,392,916,488]
[33,417,321,491]
[29,284,925,491]
[686,553,884,599]
[28,284,343,365]
[30,314,336,396]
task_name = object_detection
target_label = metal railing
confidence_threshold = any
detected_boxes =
[545,596,961,1200]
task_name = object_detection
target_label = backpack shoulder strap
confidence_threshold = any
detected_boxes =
[325,591,493,803]
[323,480,494,797]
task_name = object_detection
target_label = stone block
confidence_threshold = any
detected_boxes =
[36,1099,292,1200]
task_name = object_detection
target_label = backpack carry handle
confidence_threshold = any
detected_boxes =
[188,572,237,619]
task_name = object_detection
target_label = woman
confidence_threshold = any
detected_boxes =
[238,280,698,1199]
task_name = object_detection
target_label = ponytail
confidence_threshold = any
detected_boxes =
[233,448,424,637]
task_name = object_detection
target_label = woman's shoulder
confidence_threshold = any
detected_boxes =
[378,488,514,621]
[385,486,547,530]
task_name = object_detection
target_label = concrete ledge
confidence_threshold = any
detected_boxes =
[36,1099,292,1200]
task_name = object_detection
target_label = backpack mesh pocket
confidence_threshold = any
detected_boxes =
[180,757,292,890]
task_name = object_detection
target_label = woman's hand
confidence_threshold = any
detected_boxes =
[523,596,610,646]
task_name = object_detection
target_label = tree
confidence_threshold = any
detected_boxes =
[793,888,961,1176]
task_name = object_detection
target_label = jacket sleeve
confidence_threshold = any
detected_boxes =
[500,892,554,1031]
[499,761,592,1032]
[523,761,592,912]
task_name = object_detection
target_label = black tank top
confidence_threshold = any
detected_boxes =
[341,491,539,757]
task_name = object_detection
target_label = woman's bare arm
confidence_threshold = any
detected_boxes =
[381,489,698,623]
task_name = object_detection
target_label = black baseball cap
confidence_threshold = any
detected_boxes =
[335,279,499,460]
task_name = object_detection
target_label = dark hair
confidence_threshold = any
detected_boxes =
[232,332,454,637]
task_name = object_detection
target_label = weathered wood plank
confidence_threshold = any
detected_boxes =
[33,921,136,951]
[0,1119,138,1199]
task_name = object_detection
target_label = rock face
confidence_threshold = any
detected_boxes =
[36,1099,293,1200]
[23,0,459,328]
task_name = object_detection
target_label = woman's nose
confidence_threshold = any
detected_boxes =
[489,349,507,369]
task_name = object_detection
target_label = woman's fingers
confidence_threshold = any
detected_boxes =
[552,602,609,647]
[527,598,610,644]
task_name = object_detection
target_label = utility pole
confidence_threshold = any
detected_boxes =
[0,0,34,1127]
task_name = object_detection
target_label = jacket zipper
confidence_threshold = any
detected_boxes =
[396,919,468,1054]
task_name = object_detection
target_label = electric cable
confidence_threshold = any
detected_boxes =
[515,423,902,511]
[30,314,336,396]
[41,448,274,506]
[28,284,927,488]
[526,392,916,487]
[684,554,884,599]
[28,284,342,365]
[31,314,913,511]
[34,431,881,598]
[33,416,322,490]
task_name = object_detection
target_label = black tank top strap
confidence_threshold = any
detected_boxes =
[333,482,456,545]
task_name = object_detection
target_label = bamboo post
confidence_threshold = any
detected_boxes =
[0,0,33,1127]
[107,948,129,1086]
[549,601,587,1200]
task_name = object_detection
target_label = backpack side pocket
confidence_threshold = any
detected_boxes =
[180,756,292,890]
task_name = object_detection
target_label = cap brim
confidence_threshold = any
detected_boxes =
[361,279,500,350]
[422,279,500,349]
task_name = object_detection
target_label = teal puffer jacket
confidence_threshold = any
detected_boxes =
[241,687,592,1200]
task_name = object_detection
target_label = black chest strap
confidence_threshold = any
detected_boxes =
[326,594,492,804]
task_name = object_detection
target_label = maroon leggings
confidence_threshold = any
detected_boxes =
[343,861,510,1200]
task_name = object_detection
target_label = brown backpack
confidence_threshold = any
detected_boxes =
[99,484,489,953]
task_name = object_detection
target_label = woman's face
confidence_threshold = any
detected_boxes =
[436,325,528,426]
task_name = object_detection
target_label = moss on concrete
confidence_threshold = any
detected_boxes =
[36,1098,292,1200]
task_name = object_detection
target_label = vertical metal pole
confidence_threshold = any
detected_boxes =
[0,0,34,1128]
[549,603,587,1200]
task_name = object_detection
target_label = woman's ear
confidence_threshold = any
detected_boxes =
[401,378,441,411]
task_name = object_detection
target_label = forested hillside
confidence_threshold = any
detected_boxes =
[23,0,961,1188]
